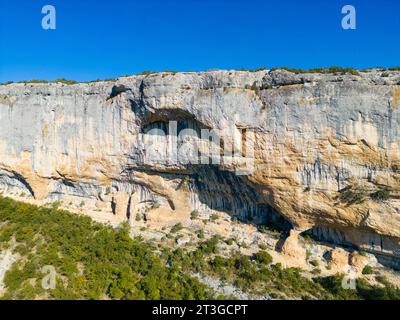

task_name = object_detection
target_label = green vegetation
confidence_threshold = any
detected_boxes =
[165,247,329,299]
[236,67,266,72]
[162,70,179,76]
[198,235,222,255]
[19,80,49,84]
[85,78,117,83]
[253,251,273,265]
[190,210,199,220]
[3,66,378,87]
[0,196,399,300]
[271,66,360,76]
[1,79,80,85]
[170,223,183,233]
[183,175,190,183]
[388,67,400,71]
[210,213,219,222]
[1,78,79,85]
[338,184,369,205]
[315,275,400,300]
[370,188,391,201]
[0,196,212,300]
[245,81,260,94]
[162,238,400,299]
[151,202,160,209]
[309,260,319,267]
[359,250,368,256]
[251,81,260,94]
[258,243,268,250]
[302,234,316,244]
[312,268,322,275]
[196,229,205,239]
[362,265,374,275]
[53,78,78,85]
[137,71,158,76]
[339,183,391,204]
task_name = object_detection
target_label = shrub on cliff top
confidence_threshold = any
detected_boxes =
[362,265,374,275]
[271,66,360,76]
[137,71,158,76]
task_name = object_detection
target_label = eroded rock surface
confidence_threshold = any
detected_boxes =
[0,69,399,260]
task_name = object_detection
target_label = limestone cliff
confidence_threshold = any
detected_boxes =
[0,69,399,259]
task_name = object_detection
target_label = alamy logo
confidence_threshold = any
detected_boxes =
[341,5,356,30]
[41,5,56,30]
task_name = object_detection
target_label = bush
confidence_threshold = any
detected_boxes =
[312,268,321,275]
[151,202,160,209]
[309,260,319,267]
[338,184,369,204]
[170,223,183,233]
[236,67,266,72]
[371,189,390,201]
[2,196,399,301]
[0,196,213,300]
[196,229,205,239]
[137,71,157,76]
[362,265,374,275]
[53,78,78,85]
[259,243,268,250]
[199,236,221,255]
[86,78,117,83]
[210,213,219,222]
[21,79,49,84]
[271,66,360,76]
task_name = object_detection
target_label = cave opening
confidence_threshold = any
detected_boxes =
[188,165,292,233]
[140,113,292,233]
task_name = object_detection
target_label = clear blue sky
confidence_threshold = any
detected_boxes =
[0,0,399,82]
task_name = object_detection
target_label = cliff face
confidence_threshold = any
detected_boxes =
[0,69,399,258]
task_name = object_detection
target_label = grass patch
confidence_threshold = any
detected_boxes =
[1,196,399,300]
